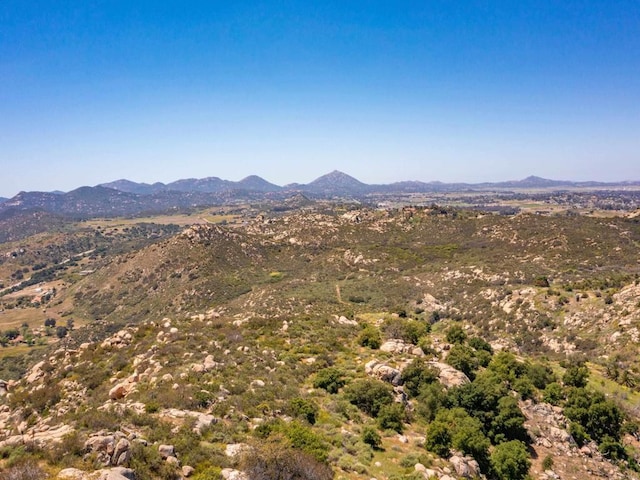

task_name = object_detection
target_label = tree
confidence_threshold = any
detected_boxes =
[290,398,319,425]
[377,403,405,433]
[488,351,527,384]
[446,324,467,344]
[446,344,479,380]
[426,408,490,465]
[358,326,381,349]
[362,426,382,449]
[313,367,345,394]
[526,362,555,390]
[44,318,56,327]
[490,440,530,480]
[491,396,528,443]
[401,358,439,397]
[344,379,393,417]
[563,363,589,388]
[416,382,446,422]
[56,326,68,339]
[542,382,564,405]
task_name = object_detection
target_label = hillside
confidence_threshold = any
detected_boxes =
[1,206,640,480]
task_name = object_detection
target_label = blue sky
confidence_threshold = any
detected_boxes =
[1,1,638,197]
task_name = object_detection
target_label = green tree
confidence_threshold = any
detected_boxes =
[526,362,555,390]
[426,408,490,466]
[415,382,446,422]
[563,364,589,388]
[290,398,319,425]
[488,351,527,384]
[491,396,528,443]
[313,367,345,394]
[358,326,381,349]
[446,344,478,380]
[490,440,530,480]
[542,382,564,405]
[362,426,382,449]
[377,403,405,433]
[401,358,439,397]
[446,324,467,344]
[344,379,393,417]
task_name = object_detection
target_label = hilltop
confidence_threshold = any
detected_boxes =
[1,204,640,479]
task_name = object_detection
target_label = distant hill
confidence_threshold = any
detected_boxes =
[0,208,69,243]
[299,170,370,196]
[237,175,282,192]
[99,179,166,195]
[2,171,639,219]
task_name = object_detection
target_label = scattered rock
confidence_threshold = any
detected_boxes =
[158,444,175,459]
[225,443,249,457]
[182,466,195,477]
[221,468,247,480]
[365,360,402,386]
[380,339,424,356]
[449,454,480,478]
[427,361,469,388]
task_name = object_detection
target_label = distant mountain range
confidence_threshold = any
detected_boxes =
[1,171,639,219]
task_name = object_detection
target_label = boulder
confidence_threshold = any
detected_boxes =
[225,443,249,457]
[158,444,176,459]
[221,468,247,480]
[380,339,424,356]
[113,438,131,466]
[182,466,195,477]
[109,382,133,400]
[365,360,402,386]
[56,468,86,479]
[450,455,480,478]
[427,361,469,388]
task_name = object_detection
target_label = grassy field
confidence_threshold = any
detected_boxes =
[80,210,243,229]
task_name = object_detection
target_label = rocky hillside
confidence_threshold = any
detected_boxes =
[1,206,640,480]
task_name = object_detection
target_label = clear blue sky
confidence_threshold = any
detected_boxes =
[1,1,638,197]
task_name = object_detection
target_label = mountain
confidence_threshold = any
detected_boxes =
[0,197,6,204]
[165,176,232,193]
[237,175,282,192]
[100,179,166,195]
[4,173,640,219]
[301,170,370,196]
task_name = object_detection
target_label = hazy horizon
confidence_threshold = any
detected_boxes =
[1,1,638,198]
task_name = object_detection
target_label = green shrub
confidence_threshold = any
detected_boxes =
[542,382,564,405]
[377,403,405,433]
[313,367,345,394]
[526,363,555,390]
[344,379,393,417]
[358,326,381,349]
[490,440,530,480]
[290,397,319,425]
[445,325,467,344]
[361,426,382,449]
[445,344,479,380]
[381,318,427,344]
[563,364,589,388]
[568,422,590,447]
[426,408,489,465]
[400,358,439,397]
